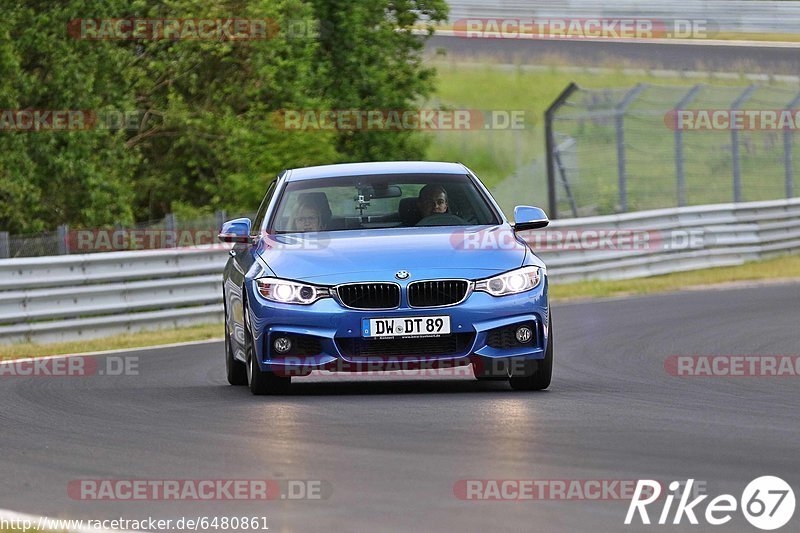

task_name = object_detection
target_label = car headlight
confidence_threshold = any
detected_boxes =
[474,266,542,296]
[255,277,331,305]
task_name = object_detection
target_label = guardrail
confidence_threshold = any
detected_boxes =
[540,198,800,281]
[446,1,800,35]
[0,248,226,344]
[1,197,798,344]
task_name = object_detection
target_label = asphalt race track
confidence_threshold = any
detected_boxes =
[427,35,800,74]
[1,282,799,532]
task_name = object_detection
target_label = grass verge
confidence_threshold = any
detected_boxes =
[551,254,800,301]
[1,256,797,360]
[0,323,222,360]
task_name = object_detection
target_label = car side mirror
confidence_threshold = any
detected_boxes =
[218,218,253,243]
[513,206,549,232]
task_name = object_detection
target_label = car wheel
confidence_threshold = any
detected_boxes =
[509,316,553,391]
[244,306,291,395]
[225,323,247,386]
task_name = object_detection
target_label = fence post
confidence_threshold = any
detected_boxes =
[730,85,757,203]
[0,231,8,259]
[553,145,579,218]
[673,84,703,207]
[785,129,794,199]
[545,82,579,219]
[57,224,69,255]
[784,91,800,199]
[164,213,176,248]
[215,210,227,231]
[615,84,647,213]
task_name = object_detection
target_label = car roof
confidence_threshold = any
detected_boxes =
[285,161,468,182]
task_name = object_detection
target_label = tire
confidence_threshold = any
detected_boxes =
[509,316,553,391]
[244,305,291,395]
[225,324,247,386]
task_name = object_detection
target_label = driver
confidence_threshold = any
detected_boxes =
[417,184,449,218]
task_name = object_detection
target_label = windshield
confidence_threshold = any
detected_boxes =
[268,173,500,233]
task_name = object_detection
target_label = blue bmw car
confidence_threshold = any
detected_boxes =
[219,161,552,395]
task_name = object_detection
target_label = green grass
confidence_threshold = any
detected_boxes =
[1,255,798,360]
[426,61,799,216]
[551,254,800,300]
[0,323,222,360]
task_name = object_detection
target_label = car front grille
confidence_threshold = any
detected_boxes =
[407,280,470,307]
[336,283,400,309]
[336,333,475,359]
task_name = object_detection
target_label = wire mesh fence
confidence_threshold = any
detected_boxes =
[547,83,800,218]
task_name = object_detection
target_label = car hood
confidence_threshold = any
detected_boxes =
[256,225,528,284]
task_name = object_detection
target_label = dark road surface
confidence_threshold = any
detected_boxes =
[2,283,799,532]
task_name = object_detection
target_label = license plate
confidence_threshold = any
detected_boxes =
[362,316,450,338]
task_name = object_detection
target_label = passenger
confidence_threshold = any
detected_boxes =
[292,198,325,232]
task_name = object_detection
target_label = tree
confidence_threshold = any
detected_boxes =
[124,0,339,220]
[0,0,138,233]
[308,0,448,161]
[0,0,448,232]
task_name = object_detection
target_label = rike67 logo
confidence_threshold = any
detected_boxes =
[626,477,795,530]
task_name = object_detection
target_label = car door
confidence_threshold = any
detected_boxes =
[225,179,277,359]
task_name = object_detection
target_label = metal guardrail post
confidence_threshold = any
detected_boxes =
[57,225,69,255]
[673,84,703,207]
[730,85,757,203]
[0,232,9,259]
[784,91,800,199]
[615,84,647,213]
[545,82,579,220]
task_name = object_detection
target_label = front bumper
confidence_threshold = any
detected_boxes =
[246,278,549,375]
